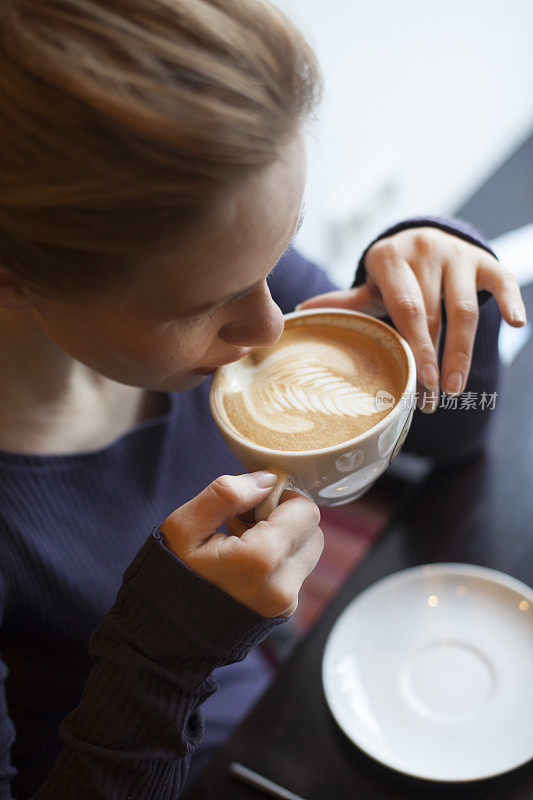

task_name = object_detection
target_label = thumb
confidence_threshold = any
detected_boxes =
[161,472,278,551]
[296,284,385,315]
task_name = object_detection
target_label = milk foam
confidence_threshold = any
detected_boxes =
[217,323,403,451]
[238,342,379,434]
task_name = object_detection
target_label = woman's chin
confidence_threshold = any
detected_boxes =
[170,371,211,392]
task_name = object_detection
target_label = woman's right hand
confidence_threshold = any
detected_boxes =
[160,472,323,618]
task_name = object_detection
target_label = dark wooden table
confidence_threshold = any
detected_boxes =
[187,281,533,800]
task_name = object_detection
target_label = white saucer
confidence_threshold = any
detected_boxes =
[322,564,533,782]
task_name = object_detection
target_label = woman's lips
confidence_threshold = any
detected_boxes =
[191,349,253,375]
[191,366,216,375]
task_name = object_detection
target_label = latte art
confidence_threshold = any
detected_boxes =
[240,346,379,434]
[214,320,405,452]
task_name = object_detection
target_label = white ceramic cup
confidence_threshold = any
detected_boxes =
[209,309,417,521]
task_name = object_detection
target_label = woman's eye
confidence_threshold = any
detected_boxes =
[185,269,274,322]
[229,286,254,304]
[182,307,215,324]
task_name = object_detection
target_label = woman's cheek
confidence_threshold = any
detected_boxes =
[104,311,219,378]
[160,315,217,369]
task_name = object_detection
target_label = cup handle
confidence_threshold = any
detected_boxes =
[254,469,289,522]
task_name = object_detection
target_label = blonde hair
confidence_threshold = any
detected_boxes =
[0,0,321,296]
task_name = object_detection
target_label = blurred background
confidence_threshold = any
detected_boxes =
[273,0,533,290]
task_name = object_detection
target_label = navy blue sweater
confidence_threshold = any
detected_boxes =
[0,219,502,798]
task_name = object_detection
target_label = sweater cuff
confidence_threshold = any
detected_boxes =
[352,216,496,306]
[111,529,287,665]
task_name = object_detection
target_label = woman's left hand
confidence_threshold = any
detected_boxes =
[297,227,527,412]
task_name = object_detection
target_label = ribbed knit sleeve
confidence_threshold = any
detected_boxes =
[30,531,285,800]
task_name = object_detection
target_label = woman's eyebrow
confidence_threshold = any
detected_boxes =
[187,207,306,314]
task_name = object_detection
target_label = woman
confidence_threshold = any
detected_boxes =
[0,0,525,797]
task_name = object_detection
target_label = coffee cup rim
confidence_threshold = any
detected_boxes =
[209,308,417,458]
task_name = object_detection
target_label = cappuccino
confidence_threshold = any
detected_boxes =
[212,315,406,452]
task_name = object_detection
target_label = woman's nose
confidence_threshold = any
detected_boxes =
[217,282,284,348]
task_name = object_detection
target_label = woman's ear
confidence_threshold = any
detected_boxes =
[0,267,35,309]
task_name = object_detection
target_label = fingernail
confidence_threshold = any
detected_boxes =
[419,389,439,414]
[251,471,278,489]
[512,307,526,324]
[445,371,463,396]
[420,363,439,390]
[294,303,303,312]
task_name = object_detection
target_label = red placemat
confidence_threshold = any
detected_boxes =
[294,492,397,633]
[260,487,401,667]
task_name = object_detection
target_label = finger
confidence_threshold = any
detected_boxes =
[417,380,440,415]
[228,489,315,543]
[296,285,386,316]
[241,491,320,556]
[262,524,325,618]
[226,516,249,537]
[414,264,442,413]
[227,501,262,534]
[276,522,325,591]
[290,522,324,575]
[416,263,443,351]
[441,263,479,396]
[477,261,527,326]
[161,471,278,551]
[236,507,257,525]
[376,258,439,391]
[415,319,442,413]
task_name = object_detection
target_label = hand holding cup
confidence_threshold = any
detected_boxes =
[160,472,323,618]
